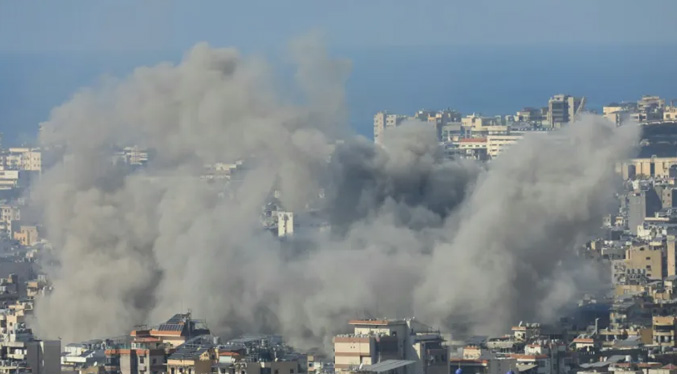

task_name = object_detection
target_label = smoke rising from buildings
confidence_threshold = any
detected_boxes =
[32,38,639,350]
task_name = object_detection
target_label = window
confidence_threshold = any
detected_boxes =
[646,257,651,260]
[291,370,295,374]
[152,359,157,365]
[140,357,145,364]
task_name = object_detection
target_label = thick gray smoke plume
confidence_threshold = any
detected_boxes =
[33,38,639,350]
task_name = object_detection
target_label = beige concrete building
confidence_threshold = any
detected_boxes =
[653,316,677,347]
[456,138,487,151]
[450,346,517,374]
[511,323,540,342]
[638,96,666,112]
[334,319,448,374]
[473,125,510,137]
[668,237,677,278]
[147,313,210,348]
[624,244,664,280]
[234,360,300,374]
[649,364,677,374]
[487,135,523,158]
[619,157,677,180]
[105,342,168,374]
[603,105,633,125]
[461,115,500,131]
[13,226,38,247]
[167,347,214,374]
[665,106,677,122]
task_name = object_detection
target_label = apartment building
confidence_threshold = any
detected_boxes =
[3,148,41,172]
[653,316,677,347]
[13,226,38,247]
[374,112,407,145]
[0,325,60,374]
[486,135,523,158]
[334,319,448,374]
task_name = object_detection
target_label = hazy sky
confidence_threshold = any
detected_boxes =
[2,0,677,52]
[1,1,677,143]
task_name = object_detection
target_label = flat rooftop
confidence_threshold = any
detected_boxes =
[359,360,416,373]
[348,319,407,326]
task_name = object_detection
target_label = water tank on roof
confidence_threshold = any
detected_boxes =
[507,371,515,374]
[456,369,463,374]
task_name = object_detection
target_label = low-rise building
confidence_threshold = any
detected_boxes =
[166,344,214,374]
[653,316,677,347]
[334,319,448,374]
[13,226,38,247]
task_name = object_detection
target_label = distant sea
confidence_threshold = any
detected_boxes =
[1,44,676,144]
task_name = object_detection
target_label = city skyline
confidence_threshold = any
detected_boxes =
[2,3,677,374]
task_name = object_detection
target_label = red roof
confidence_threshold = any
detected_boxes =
[573,338,595,343]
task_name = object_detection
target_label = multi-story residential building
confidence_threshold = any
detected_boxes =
[627,190,662,235]
[664,105,677,122]
[486,135,523,159]
[547,95,585,128]
[3,148,41,173]
[333,319,448,374]
[13,226,38,247]
[621,156,677,180]
[0,170,20,191]
[166,344,215,374]
[0,324,60,374]
[0,205,19,235]
[623,244,664,281]
[515,108,545,124]
[104,337,167,374]
[26,276,49,300]
[511,323,540,343]
[668,237,677,278]
[638,96,666,121]
[461,115,501,132]
[450,346,517,374]
[114,147,149,167]
[146,313,210,348]
[653,316,677,347]
[374,112,407,145]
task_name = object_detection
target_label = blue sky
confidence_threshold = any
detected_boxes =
[1,1,677,143]
[2,0,677,52]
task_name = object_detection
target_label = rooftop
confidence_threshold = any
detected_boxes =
[348,319,407,326]
[359,360,416,373]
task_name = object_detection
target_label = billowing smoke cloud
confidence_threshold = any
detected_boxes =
[32,37,639,350]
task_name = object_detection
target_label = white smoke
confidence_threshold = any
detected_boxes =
[32,38,639,350]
